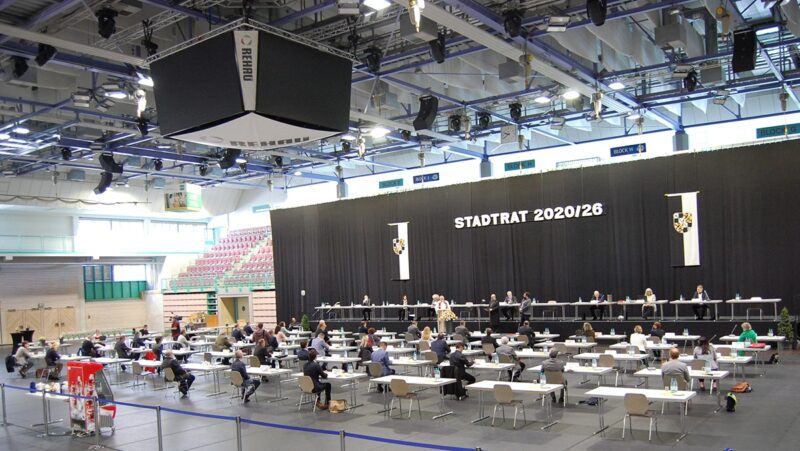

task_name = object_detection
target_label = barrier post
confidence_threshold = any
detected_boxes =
[339,430,346,451]
[236,416,243,451]
[0,383,7,426]
[41,389,49,437]
[90,395,102,449]
[156,406,164,451]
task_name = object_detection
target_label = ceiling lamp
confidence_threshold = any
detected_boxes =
[683,69,698,92]
[363,47,383,74]
[586,0,608,26]
[550,116,566,130]
[608,81,625,90]
[509,102,522,122]
[448,115,462,132]
[534,95,550,104]
[546,16,570,33]
[363,0,390,11]
[11,56,28,78]
[96,8,118,39]
[12,126,30,134]
[72,92,92,108]
[369,125,390,138]
[503,10,524,38]
[35,44,57,66]
[477,112,491,129]
[562,90,580,100]
[408,0,426,33]
[153,159,163,171]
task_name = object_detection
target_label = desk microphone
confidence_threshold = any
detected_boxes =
[729,324,738,336]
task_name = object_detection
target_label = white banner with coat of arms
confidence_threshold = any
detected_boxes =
[389,222,410,280]
[666,192,700,267]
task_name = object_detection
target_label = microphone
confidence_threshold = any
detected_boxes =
[729,324,738,336]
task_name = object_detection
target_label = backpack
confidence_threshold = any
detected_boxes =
[5,355,16,373]
[726,393,737,412]
[731,382,752,393]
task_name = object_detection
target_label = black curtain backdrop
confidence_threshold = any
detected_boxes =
[272,141,800,320]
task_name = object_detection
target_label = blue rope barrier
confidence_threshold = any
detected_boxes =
[346,432,476,451]
[239,417,339,436]
[111,400,157,410]
[159,406,237,422]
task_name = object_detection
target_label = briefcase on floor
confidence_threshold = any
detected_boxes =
[329,399,348,413]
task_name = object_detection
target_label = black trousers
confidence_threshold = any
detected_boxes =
[179,373,196,392]
[460,371,476,386]
[589,305,605,320]
[502,307,514,320]
[398,309,406,321]
[692,304,710,319]
[362,308,371,321]
[314,382,332,403]
[507,361,526,380]
[520,314,530,326]
[642,305,655,319]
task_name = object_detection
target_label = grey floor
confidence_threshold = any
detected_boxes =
[1,348,798,451]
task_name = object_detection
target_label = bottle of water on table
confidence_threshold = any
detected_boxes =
[670,377,678,393]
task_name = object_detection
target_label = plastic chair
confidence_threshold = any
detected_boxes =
[598,354,620,386]
[660,375,689,414]
[482,343,496,358]
[249,356,261,368]
[297,376,318,412]
[516,335,529,346]
[545,370,568,406]
[162,367,181,398]
[622,393,658,441]
[418,341,430,352]
[452,334,466,344]
[491,384,526,429]
[131,361,154,389]
[389,378,421,419]
[423,352,439,376]
[367,362,384,392]
[718,347,731,357]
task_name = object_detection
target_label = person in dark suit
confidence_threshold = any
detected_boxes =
[114,336,131,371]
[152,336,164,361]
[361,294,372,321]
[406,321,420,342]
[430,333,449,363]
[296,340,310,363]
[80,339,97,358]
[313,321,330,343]
[502,291,517,321]
[357,321,369,335]
[303,349,331,410]
[139,325,149,336]
[488,294,500,329]
[243,322,254,336]
[231,324,244,342]
[252,323,267,344]
[131,332,146,351]
[692,284,713,320]
[44,343,63,381]
[254,338,271,365]
[231,350,260,402]
[519,292,533,325]
[517,320,535,348]
[454,321,471,341]
[161,350,195,397]
[588,291,606,320]
[449,343,475,395]
[480,328,499,349]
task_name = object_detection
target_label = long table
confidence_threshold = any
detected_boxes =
[467,380,563,429]
[670,299,722,320]
[725,298,781,320]
[183,362,230,396]
[634,368,730,411]
[584,386,696,441]
[371,375,457,419]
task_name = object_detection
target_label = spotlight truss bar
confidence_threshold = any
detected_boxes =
[546,16,570,33]
[550,116,566,130]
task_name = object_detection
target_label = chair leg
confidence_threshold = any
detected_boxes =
[648,417,654,441]
[407,398,413,419]
[513,406,518,429]
[416,397,422,419]
[492,404,498,426]
[389,398,395,418]
[622,414,627,439]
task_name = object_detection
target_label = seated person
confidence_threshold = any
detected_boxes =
[14,341,34,378]
[371,341,395,393]
[367,328,381,347]
[406,321,420,342]
[357,335,372,370]
[540,350,566,404]
[454,321,471,342]
[152,336,164,361]
[266,330,280,350]
[629,325,648,352]
[357,321,369,335]
[161,350,195,397]
[661,348,690,387]
[254,338,271,365]
[231,324,244,342]
[214,333,233,365]
[691,284,713,320]
[303,349,331,410]
[176,332,191,361]
[114,336,131,371]
[642,288,657,320]
[231,350,260,402]
[649,321,665,359]
[496,336,525,381]
[44,342,63,381]
[296,340,310,362]
[738,322,758,356]
[692,337,718,391]
[449,343,475,396]
[81,338,98,358]
[578,322,596,342]
[313,320,329,342]
[430,333,449,363]
[310,333,330,356]
[517,321,535,348]
[139,325,150,336]
[243,322,254,336]
[131,332,146,350]
[480,328,499,349]
[588,291,606,320]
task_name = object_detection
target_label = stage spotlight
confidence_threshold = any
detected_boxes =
[448,115,462,132]
[509,103,522,122]
[503,10,524,38]
[12,56,28,78]
[274,156,284,168]
[400,129,412,141]
[218,149,241,169]
[587,0,608,26]
[153,159,163,171]
[198,163,209,176]
[94,171,113,194]
[363,47,383,73]
[429,32,446,64]
[341,141,352,153]
[477,112,491,129]
[683,69,698,92]
[141,20,158,56]
[60,147,72,160]
[239,162,248,173]
[99,153,124,174]
[136,116,149,136]
[35,44,57,66]
[97,8,118,39]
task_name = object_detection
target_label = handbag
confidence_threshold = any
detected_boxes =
[329,399,348,413]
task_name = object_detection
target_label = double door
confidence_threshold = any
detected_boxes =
[4,307,76,342]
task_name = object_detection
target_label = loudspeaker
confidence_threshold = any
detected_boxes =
[218,149,241,170]
[480,158,492,178]
[94,172,113,194]
[732,29,757,73]
[99,153,123,174]
[586,0,607,27]
[413,95,438,131]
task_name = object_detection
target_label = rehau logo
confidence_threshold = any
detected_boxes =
[240,48,254,81]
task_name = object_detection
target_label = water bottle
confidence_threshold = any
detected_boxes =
[413,350,418,360]
[539,369,546,386]
[544,328,550,335]
[768,328,774,337]
[493,354,499,364]
[735,293,740,300]
[592,358,597,368]
[434,366,440,379]
[670,377,678,393]
[626,296,631,302]
[582,336,587,343]
[579,296,583,303]
[610,328,615,335]
[533,297,537,304]
[340,326,343,332]
[273,359,279,369]
[680,294,684,301]
[683,328,688,336]
[704,359,711,373]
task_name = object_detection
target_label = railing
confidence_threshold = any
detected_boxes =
[0,383,482,451]
[0,234,74,253]
[162,273,275,293]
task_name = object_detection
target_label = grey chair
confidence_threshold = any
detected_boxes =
[389,378,421,419]
[366,362,384,392]
[545,370,568,406]
[491,384,526,429]
[599,354,620,386]
[622,393,658,441]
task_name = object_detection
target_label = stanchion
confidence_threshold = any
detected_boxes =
[40,389,49,437]
[1,383,7,426]
[90,395,102,449]
[339,430,346,451]
[236,416,243,451]
[156,406,164,451]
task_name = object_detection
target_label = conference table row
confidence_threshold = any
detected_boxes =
[315,297,782,321]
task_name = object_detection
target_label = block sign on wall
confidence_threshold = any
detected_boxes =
[504,159,536,171]
[610,143,646,157]
[756,123,800,139]
[413,173,439,184]
[379,179,404,189]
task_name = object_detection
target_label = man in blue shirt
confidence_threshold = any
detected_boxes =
[430,333,449,363]
[311,333,330,356]
[231,350,260,402]
[371,341,395,393]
